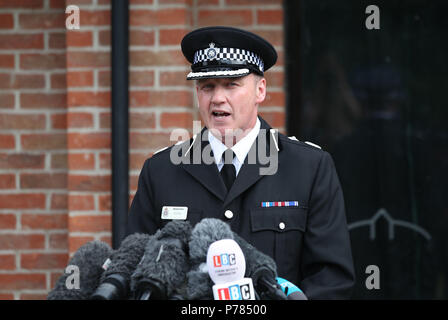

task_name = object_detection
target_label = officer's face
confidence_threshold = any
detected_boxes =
[196,74,266,145]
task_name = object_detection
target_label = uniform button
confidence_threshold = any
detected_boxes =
[224,210,234,219]
[278,222,286,230]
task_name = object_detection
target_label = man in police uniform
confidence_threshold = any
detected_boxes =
[126,26,355,299]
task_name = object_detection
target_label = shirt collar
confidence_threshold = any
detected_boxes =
[208,117,261,165]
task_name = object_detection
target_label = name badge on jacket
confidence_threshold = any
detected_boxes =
[161,206,188,220]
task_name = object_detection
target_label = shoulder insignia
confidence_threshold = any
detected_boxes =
[288,136,299,141]
[304,141,322,149]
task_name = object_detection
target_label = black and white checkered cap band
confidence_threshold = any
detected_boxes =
[193,46,264,73]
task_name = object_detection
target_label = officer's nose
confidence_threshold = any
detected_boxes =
[210,85,226,106]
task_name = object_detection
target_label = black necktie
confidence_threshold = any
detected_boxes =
[220,149,236,191]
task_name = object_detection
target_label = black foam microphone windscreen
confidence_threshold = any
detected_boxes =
[186,218,235,300]
[130,220,192,300]
[47,240,113,300]
[91,233,152,300]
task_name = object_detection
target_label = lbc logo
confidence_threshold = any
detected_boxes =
[217,284,253,300]
[213,253,236,267]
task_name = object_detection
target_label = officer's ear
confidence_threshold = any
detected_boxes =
[254,74,266,104]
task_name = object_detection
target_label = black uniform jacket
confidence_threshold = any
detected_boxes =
[126,117,355,299]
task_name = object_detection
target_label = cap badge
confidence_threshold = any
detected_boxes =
[206,42,217,60]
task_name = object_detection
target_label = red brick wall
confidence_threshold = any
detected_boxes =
[0,0,284,299]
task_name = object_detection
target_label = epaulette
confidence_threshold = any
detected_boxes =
[287,136,322,149]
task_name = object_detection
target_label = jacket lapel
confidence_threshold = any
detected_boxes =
[223,117,280,207]
[180,128,228,201]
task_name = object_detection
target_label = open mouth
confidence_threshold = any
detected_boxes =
[212,111,231,118]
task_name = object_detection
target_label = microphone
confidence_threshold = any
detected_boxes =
[276,277,308,300]
[186,218,235,300]
[130,220,192,300]
[232,232,287,300]
[206,238,256,300]
[47,240,113,300]
[90,233,152,300]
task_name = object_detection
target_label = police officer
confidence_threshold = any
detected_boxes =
[127,26,355,299]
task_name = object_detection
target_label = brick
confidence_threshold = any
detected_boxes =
[198,10,253,27]
[130,9,191,26]
[50,73,67,89]
[0,0,43,8]
[68,153,95,170]
[67,132,110,149]
[0,135,15,148]
[12,74,46,89]
[51,153,68,170]
[20,173,67,189]
[0,234,45,249]
[98,152,110,169]
[66,31,93,47]
[80,10,110,26]
[98,194,111,211]
[21,134,67,150]
[0,54,14,68]
[51,113,67,129]
[0,153,45,169]
[130,50,185,67]
[21,213,68,230]
[48,32,66,49]
[262,91,284,107]
[68,236,94,254]
[67,52,109,68]
[160,71,190,87]
[67,71,93,87]
[67,91,110,107]
[130,112,156,129]
[21,253,68,270]
[68,175,111,192]
[0,13,14,29]
[69,215,111,232]
[0,254,15,270]
[0,174,15,189]
[264,70,284,87]
[20,293,47,300]
[0,34,44,49]
[68,194,95,211]
[0,274,46,290]
[50,193,67,210]
[49,0,66,8]
[49,233,68,250]
[159,28,188,45]
[19,13,65,29]
[20,53,66,70]
[0,94,15,109]
[129,90,191,107]
[0,293,14,300]
[130,132,171,149]
[0,114,46,130]
[0,193,46,209]
[0,213,16,229]
[130,70,155,87]
[130,30,155,46]
[67,112,94,128]
[257,9,283,25]
[160,112,193,128]
[20,93,66,109]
